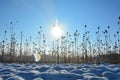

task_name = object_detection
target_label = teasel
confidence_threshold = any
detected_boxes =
[38,26,42,53]
[19,31,23,62]
[117,31,120,53]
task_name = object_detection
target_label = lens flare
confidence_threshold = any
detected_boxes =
[32,52,41,62]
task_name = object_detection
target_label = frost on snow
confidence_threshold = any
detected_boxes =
[0,63,120,80]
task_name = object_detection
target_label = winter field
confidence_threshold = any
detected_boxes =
[0,63,120,80]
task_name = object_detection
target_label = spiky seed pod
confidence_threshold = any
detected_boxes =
[76,30,78,33]
[105,30,108,33]
[61,36,65,39]
[10,22,12,24]
[2,40,5,43]
[117,31,119,34]
[108,26,110,29]
[71,41,74,44]
[5,30,7,33]
[98,26,100,29]
[114,34,116,37]
[67,32,68,34]
[74,33,76,36]
[118,22,119,24]
[96,32,98,34]
[40,26,42,29]
[86,38,88,41]
[119,16,120,20]
[30,36,32,41]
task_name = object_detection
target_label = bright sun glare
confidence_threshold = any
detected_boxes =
[51,20,63,39]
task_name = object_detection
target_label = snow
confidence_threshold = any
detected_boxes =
[0,63,120,80]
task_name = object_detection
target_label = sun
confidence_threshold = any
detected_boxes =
[52,26,62,38]
[51,20,63,39]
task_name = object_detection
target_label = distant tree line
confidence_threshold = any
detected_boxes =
[0,17,120,64]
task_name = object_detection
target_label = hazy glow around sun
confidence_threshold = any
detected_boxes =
[51,19,63,39]
[52,26,62,38]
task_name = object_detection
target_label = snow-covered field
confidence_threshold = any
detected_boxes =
[0,63,120,80]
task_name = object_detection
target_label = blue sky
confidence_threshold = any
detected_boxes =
[0,0,120,45]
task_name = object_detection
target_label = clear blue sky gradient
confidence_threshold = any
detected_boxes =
[0,0,120,45]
